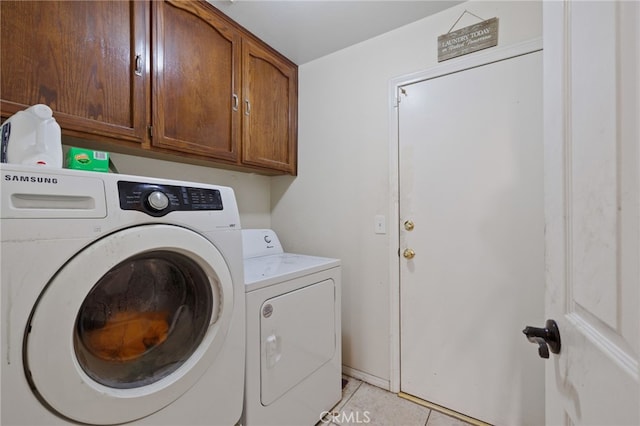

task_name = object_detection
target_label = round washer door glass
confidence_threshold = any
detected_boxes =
[74,250,215,389]
[24,225,235,425]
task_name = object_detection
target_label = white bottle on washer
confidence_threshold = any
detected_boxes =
[1,104,63,167]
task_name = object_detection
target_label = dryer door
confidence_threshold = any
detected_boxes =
[24,225,235,425]
[260,279,336,405]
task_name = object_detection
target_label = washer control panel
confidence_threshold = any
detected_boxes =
[118,181,223,217]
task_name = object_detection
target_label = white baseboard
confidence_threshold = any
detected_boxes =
[342,366,390,391]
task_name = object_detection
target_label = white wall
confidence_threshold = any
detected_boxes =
[88,148,272,229]
[271,1,542,386]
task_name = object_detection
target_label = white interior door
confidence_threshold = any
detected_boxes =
[398,50,544,425]
[543,1,640,424]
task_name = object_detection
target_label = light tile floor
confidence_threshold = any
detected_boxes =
[320,376,475,426]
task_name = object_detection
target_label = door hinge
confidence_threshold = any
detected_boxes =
[148,125,153,138]
[395,87,408,107]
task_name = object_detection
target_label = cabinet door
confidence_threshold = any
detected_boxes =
[0,1,148,144]
[153,0,240,162]
[241,39,298,175]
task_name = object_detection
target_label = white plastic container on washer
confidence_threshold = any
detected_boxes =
[1,104,63,167]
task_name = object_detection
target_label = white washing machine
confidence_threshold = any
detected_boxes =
[242,229,341,426]
[1,163,245,425]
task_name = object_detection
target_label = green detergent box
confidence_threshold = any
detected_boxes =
[66,147,109,172]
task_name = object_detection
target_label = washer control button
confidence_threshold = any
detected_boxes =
[147,190,170,211]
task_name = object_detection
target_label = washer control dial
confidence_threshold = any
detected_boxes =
[147,190,170,211]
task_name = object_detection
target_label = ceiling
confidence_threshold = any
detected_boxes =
[207,1,463,64]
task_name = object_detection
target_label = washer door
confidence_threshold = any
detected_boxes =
[25,225,235,425]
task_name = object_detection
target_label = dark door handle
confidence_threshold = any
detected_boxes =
[522,319,561,359]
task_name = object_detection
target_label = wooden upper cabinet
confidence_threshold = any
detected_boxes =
[0,0,297,174]
[0,1,148,144]
[241,39,298,175]
[152,0,240,163]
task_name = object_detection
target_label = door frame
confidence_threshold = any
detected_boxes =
[387,37,543,394]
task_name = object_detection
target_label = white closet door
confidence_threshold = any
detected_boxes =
[399,51,544,425]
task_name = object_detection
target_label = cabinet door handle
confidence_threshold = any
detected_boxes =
[232,94,239,111]
[245,99,251,116]
[134,54,143,76]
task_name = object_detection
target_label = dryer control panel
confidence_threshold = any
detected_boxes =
[118,181,223,217]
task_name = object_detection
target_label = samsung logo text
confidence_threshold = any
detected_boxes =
[4,174,58,184]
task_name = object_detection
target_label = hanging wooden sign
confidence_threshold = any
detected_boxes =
[438,17,499,62]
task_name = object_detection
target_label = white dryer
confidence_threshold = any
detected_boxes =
[1,164,245,425]
[242,229,341,426]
